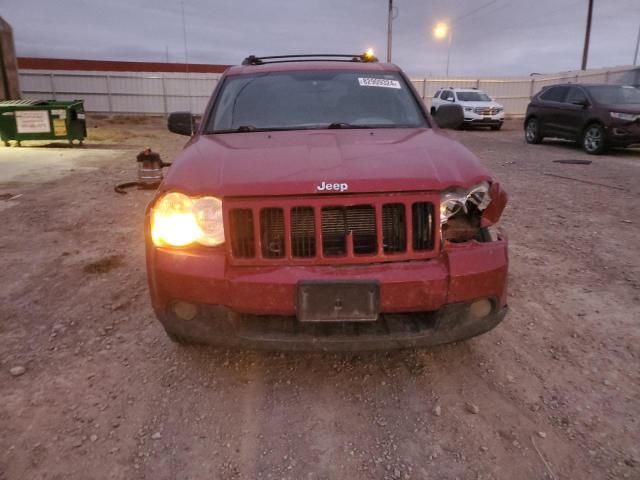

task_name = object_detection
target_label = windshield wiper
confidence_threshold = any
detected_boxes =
[327,122,377,129]
[212,125,309,134]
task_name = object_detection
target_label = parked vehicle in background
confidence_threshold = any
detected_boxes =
[431,88,505,130]
[524,84,640,154]
[147,53,509,351]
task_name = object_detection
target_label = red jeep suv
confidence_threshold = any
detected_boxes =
[146,53,508,350]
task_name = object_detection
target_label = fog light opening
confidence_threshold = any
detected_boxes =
[470,299,492,319]
[173,302,198,321]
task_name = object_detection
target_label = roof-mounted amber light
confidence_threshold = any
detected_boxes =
[361,48,378,62]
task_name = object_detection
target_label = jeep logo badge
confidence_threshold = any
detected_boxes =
[316,181,348,192]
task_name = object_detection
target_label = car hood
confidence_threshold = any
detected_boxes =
[162,128,491,197]
[457,101,503,109]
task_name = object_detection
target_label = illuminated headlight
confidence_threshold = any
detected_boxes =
[610,111,638,121]
[440,181,491,224]
[151,192,224,247]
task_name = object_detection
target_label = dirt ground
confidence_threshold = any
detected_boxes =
[1,116,639,480]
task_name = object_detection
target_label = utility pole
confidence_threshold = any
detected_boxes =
[445,29,453,76]
[181,0,192,112]
[387,0,393,62]
[581,0,594,70]
[634,23,639,66]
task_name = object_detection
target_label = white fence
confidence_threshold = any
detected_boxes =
[18,65,638,116]
[19,70,222,115]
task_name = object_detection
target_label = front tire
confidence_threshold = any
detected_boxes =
[165,329,194,345]
[491,123,503,131]
[525,118,542,144]
[581,123,606,155]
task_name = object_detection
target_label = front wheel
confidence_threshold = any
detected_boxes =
[525,118,542,144]
[582,124,606,155]
[166,330,194,345]
[490,123,503,131]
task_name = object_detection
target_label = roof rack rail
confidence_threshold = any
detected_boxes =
[242,52,378,66]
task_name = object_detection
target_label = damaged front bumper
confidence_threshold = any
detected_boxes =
[147,235,509,351]
[157,301,507,351]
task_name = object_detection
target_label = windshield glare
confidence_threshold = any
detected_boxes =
[587,85,640,105]
[208,71,428,133]
[456,91,492,102]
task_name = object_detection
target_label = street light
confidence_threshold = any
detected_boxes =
[433,21,453,76]
[433,22,448,40]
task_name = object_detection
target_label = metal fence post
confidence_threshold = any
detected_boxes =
[106,74,113,113]
[604,69,610,84]
[422,78,427,99]
[529,78,535,98]
[49,73,56,100]
[161,76,168,117]
[476,78,480,88]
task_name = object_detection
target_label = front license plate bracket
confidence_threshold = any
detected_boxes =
[297,280,379,323]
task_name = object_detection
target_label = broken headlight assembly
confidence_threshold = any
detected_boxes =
[440,181,491,243]
[151,192,225,247]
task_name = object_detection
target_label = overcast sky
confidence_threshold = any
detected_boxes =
[2,0,639,77]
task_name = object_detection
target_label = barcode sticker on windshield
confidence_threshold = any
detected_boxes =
[358,78,401,89]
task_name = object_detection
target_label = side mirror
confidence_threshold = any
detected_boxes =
[572,99,589,108]
[168,112,198,136]
[432,104,464,129]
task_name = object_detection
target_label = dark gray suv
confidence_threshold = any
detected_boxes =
[524,84,640,154]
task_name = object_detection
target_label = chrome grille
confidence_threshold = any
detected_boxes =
[474,106,501,115]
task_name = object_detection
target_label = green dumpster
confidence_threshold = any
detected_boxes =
[0,99,87,146]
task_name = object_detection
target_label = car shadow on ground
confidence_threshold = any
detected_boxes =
[170,339,482,388]
[539,138,640,157]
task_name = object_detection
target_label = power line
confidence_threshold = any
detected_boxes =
[451,0,499,25]
[456,0,585,37]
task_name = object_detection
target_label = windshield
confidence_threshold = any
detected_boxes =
[456,91,492,102]
[206,71,428,133]
[587,85,640,105]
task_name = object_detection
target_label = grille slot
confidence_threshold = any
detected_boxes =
[321,205,377,257]
[229,209,256,258]
[260,208,285,258]
[382,203,407,253]
[412,202,434,251]
[291,207,316,257]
